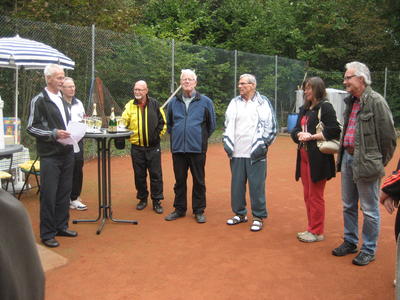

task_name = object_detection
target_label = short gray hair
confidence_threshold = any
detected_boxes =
[345,61,371,85]
[239,74,257,86]
[63,77,74,84]
[134,80,147,88]
[44,64,63,77]
[180,69,197,81]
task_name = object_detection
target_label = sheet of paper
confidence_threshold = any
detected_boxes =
[58,122,87,153]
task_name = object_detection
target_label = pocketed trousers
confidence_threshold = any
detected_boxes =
[341,150,380,255]
[300,148,326,235]
[396,209,400,241]
[172,153,206,214]
[130,144,163,202]
[70,140,84,201]
[40,150,74,240]
[230,157,267,219]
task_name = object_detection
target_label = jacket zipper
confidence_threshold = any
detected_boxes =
[184,101,188,152]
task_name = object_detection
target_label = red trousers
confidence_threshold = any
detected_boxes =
[300,149,326,235]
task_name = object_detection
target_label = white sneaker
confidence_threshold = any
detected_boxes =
[297,231,309,237]
[70,198,88,211]
[297,231,324,243]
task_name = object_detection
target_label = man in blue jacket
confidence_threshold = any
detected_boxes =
[165,69,216,223]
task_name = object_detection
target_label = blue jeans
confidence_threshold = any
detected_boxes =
[341,151,380,255]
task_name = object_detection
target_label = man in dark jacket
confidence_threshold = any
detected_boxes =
[380,160,400,240]
[165,69,216,223]
[0,190,45,300]
[332,61,396,266]
[122,80,167,214]
[27,64,78,248]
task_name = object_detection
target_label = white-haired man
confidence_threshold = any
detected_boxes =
[223,74,277,232]
[27,64,78,248]
[61,77,87,211]
[332,61,396,265]
[165,69,216,223]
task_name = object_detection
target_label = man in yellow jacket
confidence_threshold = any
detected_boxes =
[122,80,167,214]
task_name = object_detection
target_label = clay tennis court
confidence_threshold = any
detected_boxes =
[21,135,399,299]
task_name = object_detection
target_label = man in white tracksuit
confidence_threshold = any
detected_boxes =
[223,74,277,232]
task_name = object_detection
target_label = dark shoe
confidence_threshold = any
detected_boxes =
[195,213,206,223]
[136,200,147,210]
[352,251,376,266]
[56,229,78,237]
[42,238,60,248]
[153,201,163,214]
[165,210,185,221]
[332,241,357,256]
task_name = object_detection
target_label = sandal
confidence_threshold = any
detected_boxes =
[250,219,263,232]
[226,215,248,225]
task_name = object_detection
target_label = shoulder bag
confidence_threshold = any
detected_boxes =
[315,107,340,154]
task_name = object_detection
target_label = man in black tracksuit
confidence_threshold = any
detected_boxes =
[122,80,167,214]
[27,64,78,248]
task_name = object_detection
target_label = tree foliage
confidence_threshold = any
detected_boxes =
[2,0,399,71]
[1,0,400,127]
[5,0,142,32]
[134,0,399,72]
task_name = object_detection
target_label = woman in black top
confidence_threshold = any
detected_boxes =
[291,77,341,242]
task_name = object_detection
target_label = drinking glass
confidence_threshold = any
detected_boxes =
[87,117,94,131]
[94,118,102,131]
[116,116,126,130]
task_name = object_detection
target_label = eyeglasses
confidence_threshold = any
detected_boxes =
[343,75,357,81]
[181,78,195,82]
[133,88,146,92]
[238,82,251,86]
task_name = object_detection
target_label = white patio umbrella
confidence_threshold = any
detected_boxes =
[0,34,75,143]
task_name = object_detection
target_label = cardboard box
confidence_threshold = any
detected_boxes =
[3,117,20,144]
[4,135,15,145]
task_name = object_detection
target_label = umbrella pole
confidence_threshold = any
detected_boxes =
[0,96,5,149]
[14,68,18,144]
[161,85,182,110]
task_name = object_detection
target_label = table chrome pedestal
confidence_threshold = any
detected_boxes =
[73,130,138,234]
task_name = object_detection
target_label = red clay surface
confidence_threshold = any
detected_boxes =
[21,135,399,300]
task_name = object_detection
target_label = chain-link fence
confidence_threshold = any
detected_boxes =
[0,16,306,128]
[307,68,400,127]
[0,16,92,133]
[1,15,399,152]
